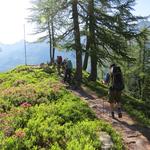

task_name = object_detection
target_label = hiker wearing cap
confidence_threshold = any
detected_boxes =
[103,64,124,118]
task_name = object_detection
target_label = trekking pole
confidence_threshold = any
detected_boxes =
[103,99,104,115]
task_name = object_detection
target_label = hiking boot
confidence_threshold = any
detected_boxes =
[118,113,122,118]
[111,112,115,118]
[118,108,122,118]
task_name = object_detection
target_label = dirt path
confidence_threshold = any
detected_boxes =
[69,86,150,150]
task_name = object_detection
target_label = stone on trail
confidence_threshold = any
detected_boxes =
[99,131,114,150]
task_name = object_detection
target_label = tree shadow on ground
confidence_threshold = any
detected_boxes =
[114,118,150,142]
[71,86,96,100]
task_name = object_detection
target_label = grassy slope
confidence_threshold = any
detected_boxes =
[0,66,123,150]
[82,72,150,127]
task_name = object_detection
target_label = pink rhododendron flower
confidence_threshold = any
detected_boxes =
[15,130,26,138]
[20,102,32,108]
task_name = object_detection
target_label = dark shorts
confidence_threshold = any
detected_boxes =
[108,90,122,103]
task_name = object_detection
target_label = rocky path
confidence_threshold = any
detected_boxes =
[70,86,150,150]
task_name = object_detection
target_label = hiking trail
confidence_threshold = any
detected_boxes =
[68,85,150,150]
[31,65,150,149]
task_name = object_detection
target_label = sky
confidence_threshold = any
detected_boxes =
[0,0,31,44]
[0,0,150,44]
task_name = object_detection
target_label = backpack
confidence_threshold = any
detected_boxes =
[67,60,73,69]
[104,73,110,84]
[111,66,124,91]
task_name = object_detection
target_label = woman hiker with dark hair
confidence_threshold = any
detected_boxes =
[103,64,124,118]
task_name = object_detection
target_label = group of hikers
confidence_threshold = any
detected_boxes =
[55,56,124,119]
[56,56,73,84]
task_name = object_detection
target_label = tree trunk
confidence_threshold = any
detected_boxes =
[90,55,97,81]
[48,21,52,63]
[138,79,142,98]
[83,28,90,71]
[88,0,97,81]
[72,0,82,86]
[138,41,146,99]
[83,52,89,70]
[51,20,55,61]
[141,41,146,99]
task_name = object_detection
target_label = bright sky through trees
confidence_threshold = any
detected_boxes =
[0,0,150,44]
[0,0,30,44]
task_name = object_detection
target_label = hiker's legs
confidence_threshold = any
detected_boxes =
[109,90,122,118]
[57,67,60,75]
[117,103,122,118]
[109,90,116,118]
[64,69,70,83]
[68,69,71,84]
[116,102,121,110]
[110,102,115,118]
[64,69,68,82]
[57,63,61,75]
[110,102,115,112]
[62,66,66,76]
[115,91,122,118]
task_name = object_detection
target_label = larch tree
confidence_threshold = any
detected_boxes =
[28,0,63,62]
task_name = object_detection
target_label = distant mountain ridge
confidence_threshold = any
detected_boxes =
[0,40,75,72]
[0,21,149,72]
[138,21,150,29]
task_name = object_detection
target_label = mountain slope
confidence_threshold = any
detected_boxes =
[0,65,123,149]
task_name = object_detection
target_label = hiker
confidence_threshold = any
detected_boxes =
[56,56,62,75]
[64,59,73,84]
[103,64,124,118]
[62,58,67,69]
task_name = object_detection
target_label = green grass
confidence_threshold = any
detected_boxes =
[0,65,123,150]
[82,71,150,127]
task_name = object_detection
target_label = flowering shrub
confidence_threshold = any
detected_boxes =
[20,102,32,108]
[15,130,26,138]
[0,66,123,149]
[0,98,11,112]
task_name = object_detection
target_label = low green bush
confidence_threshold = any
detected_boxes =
[0,66,123,149]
